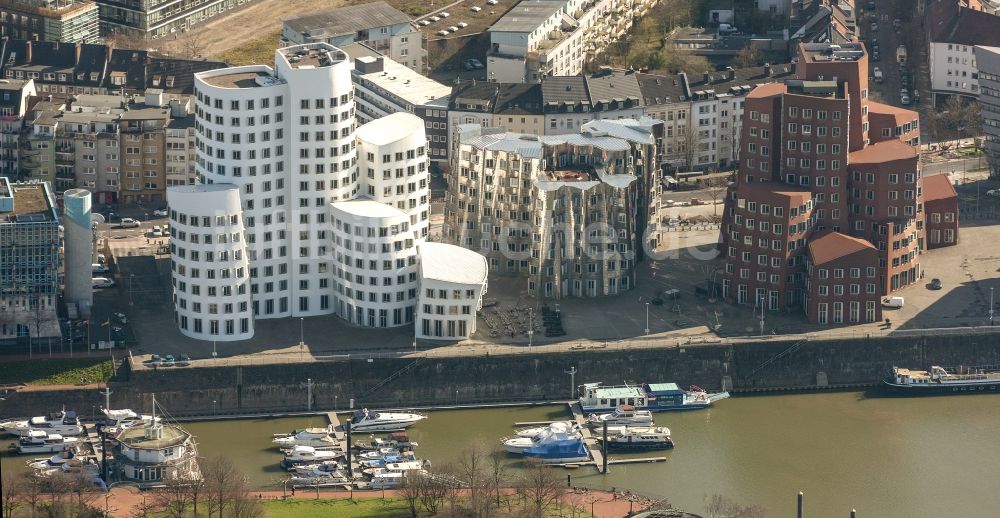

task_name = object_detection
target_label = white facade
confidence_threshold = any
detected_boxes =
[167,183,253,341]
[193,43,358,320]
[62,188,93,313]
[331,200,419,327]
[356,112,431,240]
[416,242,488,340]
[930,41,981,100]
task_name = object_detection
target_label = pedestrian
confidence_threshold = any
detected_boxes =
[291,487,295,496]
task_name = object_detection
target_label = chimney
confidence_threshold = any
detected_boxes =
[764,63,772,77]
[25,40,31,63]
[726,66,735,80]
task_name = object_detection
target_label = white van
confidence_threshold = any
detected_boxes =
[92,263,109,274]
[151,225,163,237]
[92,277,115,289]
[882,296,905,308]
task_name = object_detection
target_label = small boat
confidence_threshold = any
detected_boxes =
[273,428,338,449]
[598,426,674,450]
[579,382,729,413]
[882,365,1000,395]
[369,471,406,489]
[360,453,417,468]
[16,431,80,454]
[27,450,78,471]
[290,460,343,475]
[362,460,425,476]
[368,432,418,449]
[359,447,403,460]
[281,446,340,469]
[289,469,351,487]
[587,405,654,427]
[99,408,160,433]
[515,421,574,438]
[37,457,101,479]
[504,423,582,454]
[522,438,590,464]
[349,408,426,432]
[2,410,85,437]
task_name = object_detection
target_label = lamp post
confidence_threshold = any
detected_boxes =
[212,400,217,415]
[759,295,766,336]
[991,287,995,326]
[528,308,534,348]
[644,302,650,335]
[306,378,313,412]
[565,366,577,399]
[299,317,305,349]
[212,341,217,358]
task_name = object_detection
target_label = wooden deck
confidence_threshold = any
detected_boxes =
[568,402,606,473]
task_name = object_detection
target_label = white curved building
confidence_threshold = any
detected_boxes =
[167,184,253,341]
[62,188,93,311]
[416,242,489,340]
[193,43,357,320]
[330,199,419,328]
[356,112,430,240]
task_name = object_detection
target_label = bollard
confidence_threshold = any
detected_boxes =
[797,491,804,518]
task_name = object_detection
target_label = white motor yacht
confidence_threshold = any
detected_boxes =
[600,426,674,450]
[3,410,85,437]
[282,445,339,466]
[503,422,582,454]
[349,408,426,432]
[359,447,402,460]
[515,421,574,438]
[290,460,342,476]
[368,471,405,489]
[587,405,654,428]
[17,431,80,454]
[26,450,77,471]
[289,469,351,487]
[273,428,338,449]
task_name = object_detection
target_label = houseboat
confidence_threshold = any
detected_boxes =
[578,382,729,413]
[882,366,1000,395]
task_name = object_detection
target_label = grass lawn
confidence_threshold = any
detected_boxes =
[216,30,281,65]
[0,358,114,386]
[262,498,411,518]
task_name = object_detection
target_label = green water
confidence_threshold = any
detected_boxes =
[5,393,1000,517]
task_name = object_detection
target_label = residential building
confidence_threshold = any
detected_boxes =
[923,173,960,248]
[350,55,451,161]
[282,2,424,73]
[975,45,1000,177]
[0,176,61,340]
[0,38,227,96]
[789,0,857,46]
[486,0,657,83]
[0,0,100,43]
[94,0,260,39]
[0,78,35,178]
[416,242,488,340]
[719,42,956,324]
[926,0,1000,103]
[443,117,662,298]
[176,43,485,342]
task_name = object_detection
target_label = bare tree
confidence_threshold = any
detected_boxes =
[154,479,195,518]
[733,46,762,68]
[400,474,423,518]
[20,472,45,517]
[455,442,490,515]
[178,31,207,60]
[202,454,260,518]
[1,471,21,518]
[417,472,451,515]
[706,493,767,518]
[515,459,563,518]
[487,447,509,511]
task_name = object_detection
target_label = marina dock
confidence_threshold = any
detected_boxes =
[569,402,606,473]
[325,412,346,441]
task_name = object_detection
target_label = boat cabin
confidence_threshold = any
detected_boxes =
[643,383,685,408]
[579,383,646,410]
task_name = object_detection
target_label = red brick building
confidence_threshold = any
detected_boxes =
[720,41,959,324]
[923,174,960,249]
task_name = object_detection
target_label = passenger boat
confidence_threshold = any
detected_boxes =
[2,410,85,437]
[578,382,729,413]
[273,428,338,449]
[503,423,582,454]
[349,409,426,432]
[16,431,80,454]
[598,427,674,450]
[587,405,654,427]
[882,365,1000,395]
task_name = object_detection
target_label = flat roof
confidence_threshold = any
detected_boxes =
[200,71,270,88]
[284,1,411,38]
[168,183,239,195]
[5,182,55,223]
[419,242,488,285]
[279,45,348,69]
[356,111,424,146]
[490,0,567,33]
[356,57,451,106]
[117,424,190,450]
[593,386,645,399]
[646,383,681,392]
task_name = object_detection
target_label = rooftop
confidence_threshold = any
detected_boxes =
[354,57,451,106]
[117,424,191,450]
[199,71,273,89]
[3,181,56,223]
[418,242,489,285]
[849,139,918,165]
[808,231,876,265]
[736,181,813,201]
[284,1,412,38]
[927,1,1000,46]
[279,44,348,69]
[867,100,919,119]
[168,183,240,195]
[799,42,866,63]
[331,198,409,219]
[746,82,788,99]
[923,174,959,203]
[489,0,567,33]
[355,112,424,146]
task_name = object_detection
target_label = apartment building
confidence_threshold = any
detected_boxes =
[487,0,657,83]
[926,0,1000,103]
[282,2,424,73]
[443,117,662,299]
[0,176,60,340]
[719,42,957,324]
[94,0,259,39]
[0,0,100,43]
[975,45,1000,177]
[350,55,451,161]
[0,78,35,179]
[175,43,485,342]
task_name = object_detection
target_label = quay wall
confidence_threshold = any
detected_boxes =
[3,333,1000,417]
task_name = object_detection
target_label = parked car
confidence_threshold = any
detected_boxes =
[92,263,109,274]
[470,59,484,69]
[96,253,106,264]
[152,208,168,217]
[151,225,163,237]
[688,198,705,205]
[471,5,481,11]
[448,25,459,32]
[871,22,878,31]
[437,30,449,36]
[929,278,943,290]
[440,11,450,17]
[882,296,905,308]
[987,189,1000,197]
[872,51,880,61]
[419,20,430,26]
[900,94,910,105]
[92,277,115,289]
[429,15,440,21]
[458,22,469,28]
[463,60,477,71]
[113,312,128,324]
[119,218,139,228]
[487,0,498,4]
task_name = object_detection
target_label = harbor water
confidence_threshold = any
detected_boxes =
[5,391,1000,516]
